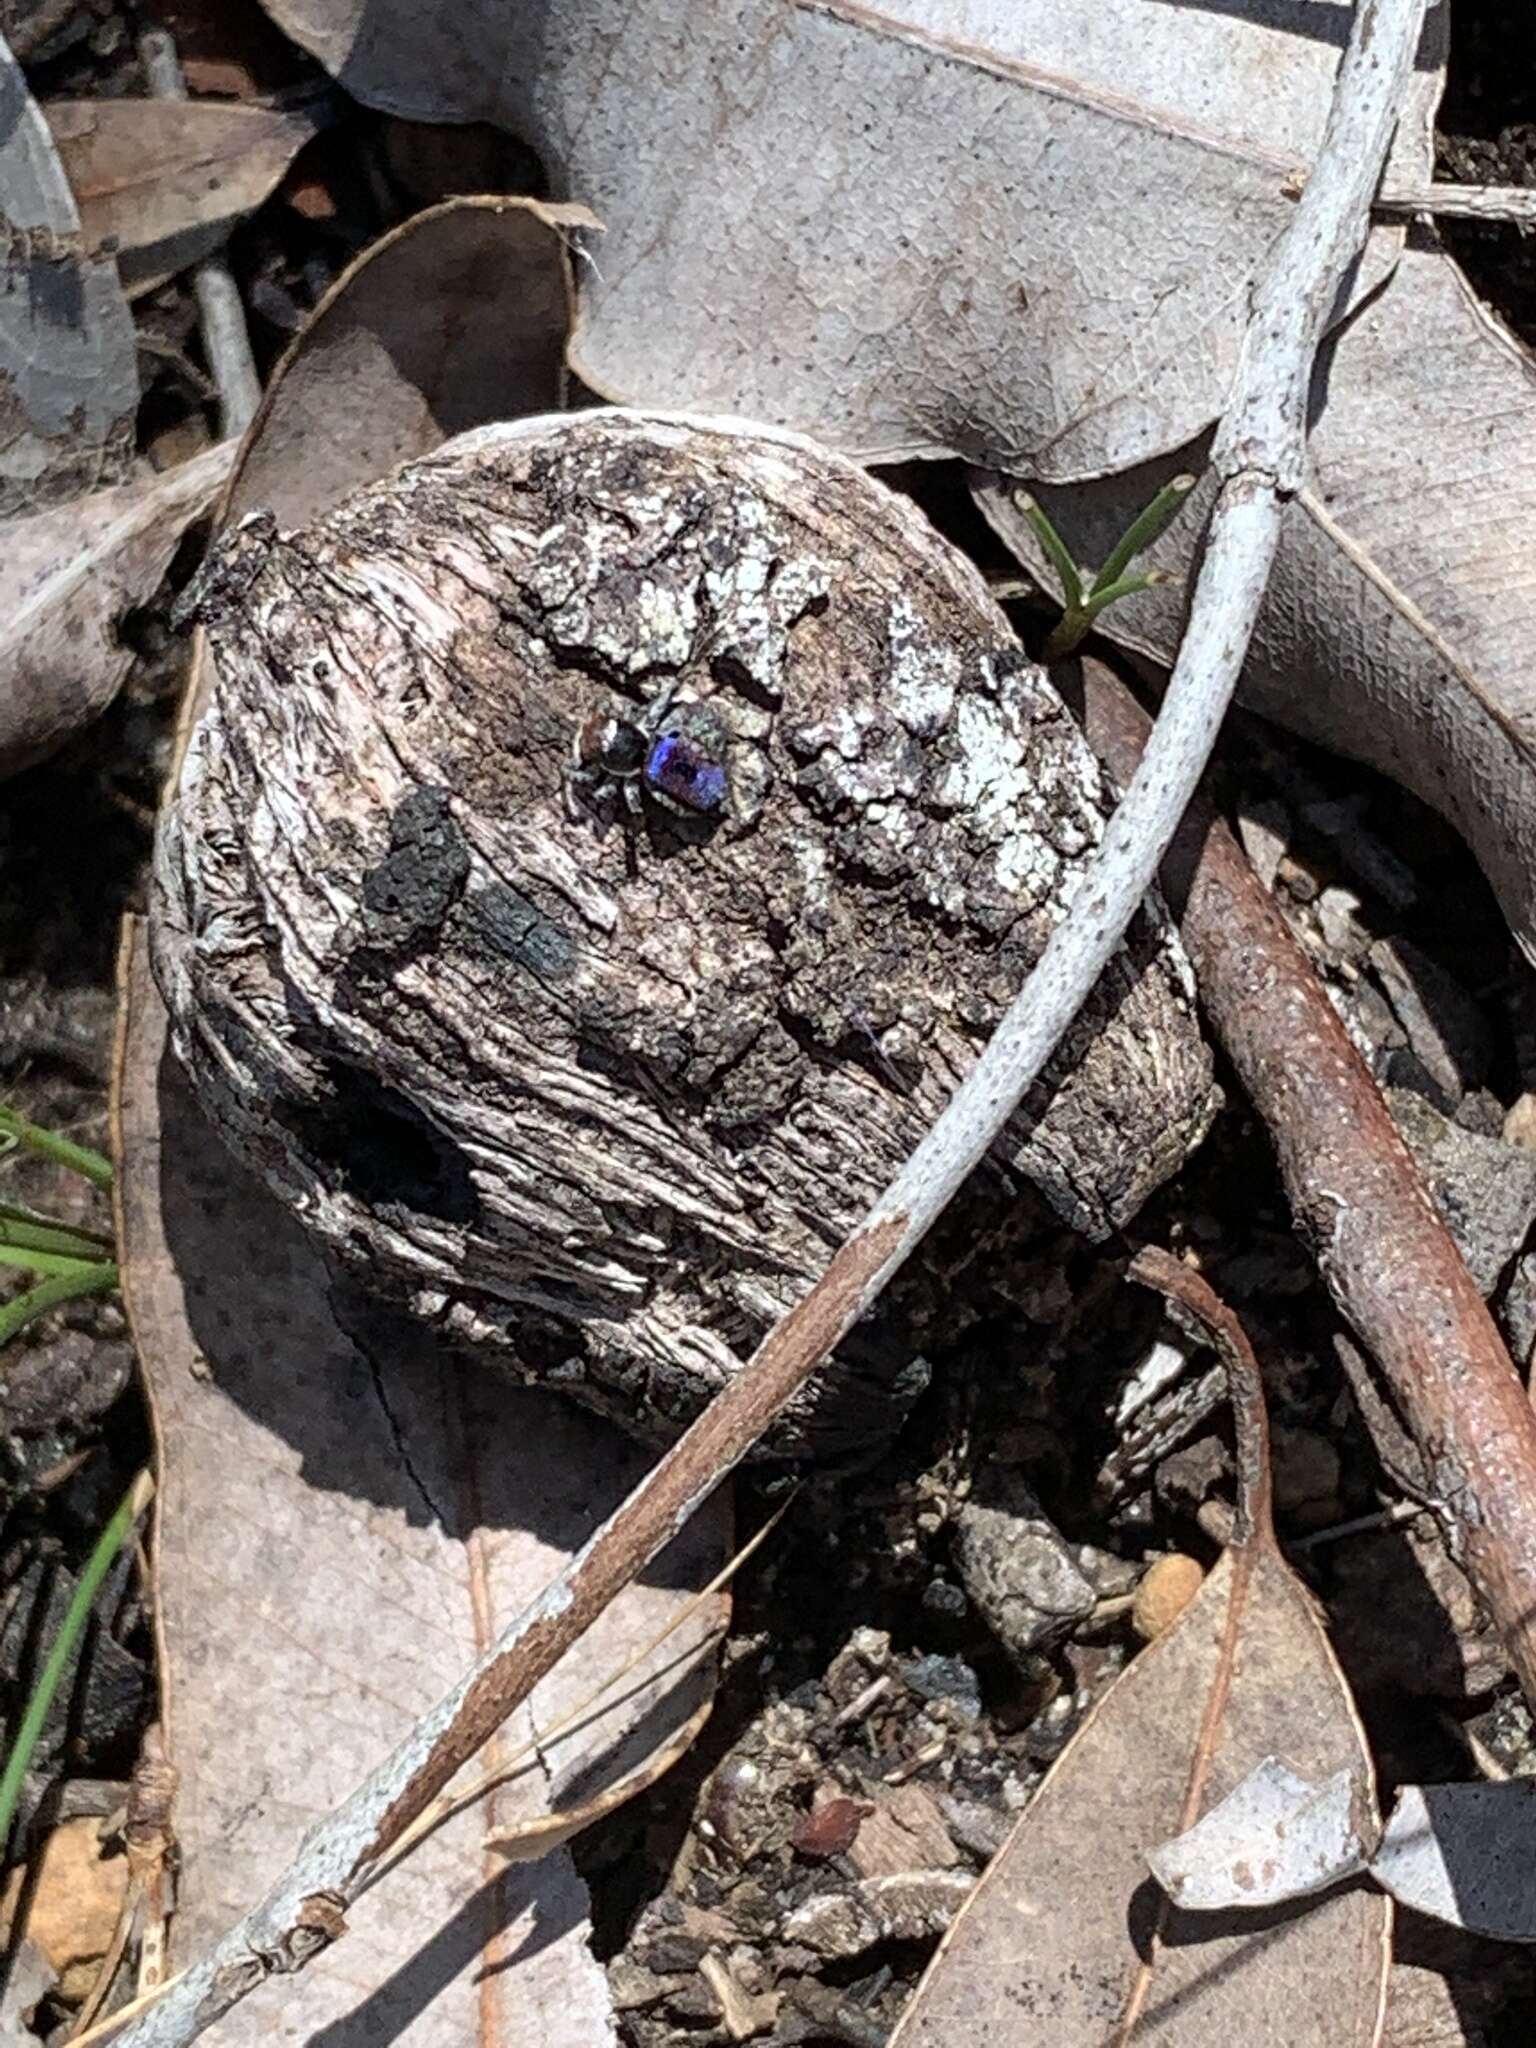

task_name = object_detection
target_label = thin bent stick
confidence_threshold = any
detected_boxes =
[111,3,1429,2041]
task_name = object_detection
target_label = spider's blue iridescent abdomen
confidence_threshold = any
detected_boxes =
[644,731,729,813]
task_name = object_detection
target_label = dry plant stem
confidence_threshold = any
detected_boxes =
[1081,657,1536,1709]
[138,30,261,439]
[1376,182,1536,224]
[1116,1248,1272,2043]
[109,7,1427,2043]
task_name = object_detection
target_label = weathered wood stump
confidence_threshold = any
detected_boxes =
[152,411,1216,1456]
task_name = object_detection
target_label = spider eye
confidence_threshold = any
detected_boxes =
[644,731,728,813]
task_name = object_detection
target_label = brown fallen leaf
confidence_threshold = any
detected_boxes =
[888,1248,1389,2048]
[0,441,233,778]
[114,927,727,2046]
[44,98,328,296]
[195,192,593,557]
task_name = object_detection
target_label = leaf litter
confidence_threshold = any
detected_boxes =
[44,95,330,296]
[9,8,1536,2039]
[887,1247,1389,2048]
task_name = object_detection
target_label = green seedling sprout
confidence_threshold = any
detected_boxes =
[1016,473,1197,661]
[0,1471,154,1857]
[0,1106,118,1343]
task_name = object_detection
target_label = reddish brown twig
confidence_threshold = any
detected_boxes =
[1079,656,1536,1707]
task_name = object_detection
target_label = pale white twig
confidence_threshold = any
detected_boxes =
[138,30,262,440]
[112,4,1428,2041]
[1376,181,1536,226]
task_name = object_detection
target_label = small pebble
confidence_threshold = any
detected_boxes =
[1132,1554,1206,1640]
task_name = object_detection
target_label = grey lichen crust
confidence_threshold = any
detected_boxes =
[153,410,1216,1456]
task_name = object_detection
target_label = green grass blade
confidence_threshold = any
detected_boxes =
[0,1203,115,1259]
[0,1262,118,1346]
[1083,568,1172,617]
[0,1470,154,1855]
[0,1245,114,1281]
[1015,494,1084,612]
[1087,474,1197,599]
[0,1107,114,1192]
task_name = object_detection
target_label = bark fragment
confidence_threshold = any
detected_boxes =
[153,411,1216,1453]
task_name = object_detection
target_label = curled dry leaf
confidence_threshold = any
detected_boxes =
[193,192,595,555]
[44,97,329,296]
[1,33,136,518]
[0,441,233,778]
[250,0,1536,958]
[888,1249,1388,2048]
[109,198,720,2046]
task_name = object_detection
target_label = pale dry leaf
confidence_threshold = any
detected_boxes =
[1371,1783,1536,1945]
[44,98,327,295]
[251,0,1425,481]
[888,1250,1389,2047]
[114,928,728,2048]
[0,441,233,778]
[1147,1756,1371,1910]
[1,34,136,518]
[248,0,1536,965]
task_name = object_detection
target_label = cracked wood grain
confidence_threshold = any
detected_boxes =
[154,408,1216,1456]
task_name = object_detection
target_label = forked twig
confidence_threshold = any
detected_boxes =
[110,3,1429,2039]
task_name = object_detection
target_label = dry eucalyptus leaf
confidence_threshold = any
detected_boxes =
[251,0,1424,481]
[1,33,136,518]
[1370,1783,1536,1945]
[1147,1756,1371,1911]
[204,192,591,545]
[0,441,232,778]
[248,0,1536,961]
[975,240,1536,956]
[888,1250,1387,2047]
[44,97,328,296]
[114,925,728,2047]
